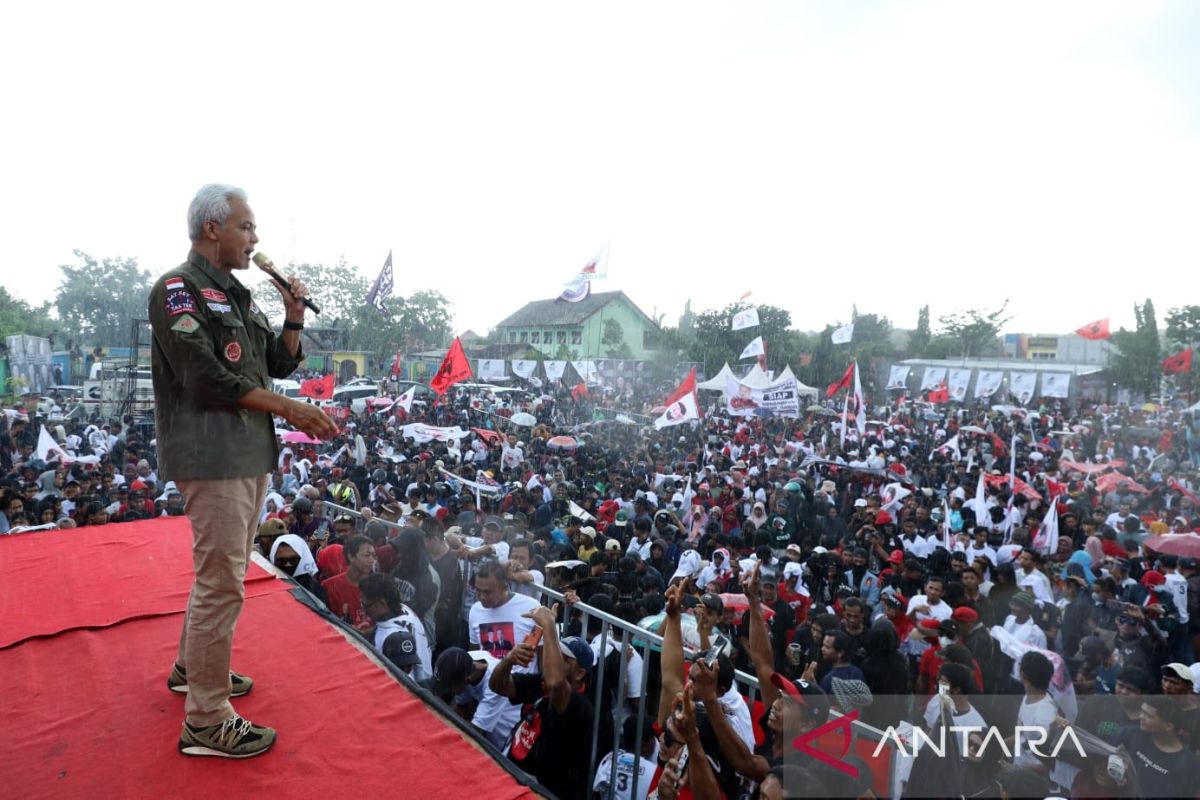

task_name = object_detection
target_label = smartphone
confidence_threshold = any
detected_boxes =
[523,626,543,648]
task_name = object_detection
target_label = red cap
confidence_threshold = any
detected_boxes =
[888,549,904,564]
[875,511,893,526]
[951,607,980,624]
[919,618,942,633]
[1141,570,1166,587]
[129,480,147,491]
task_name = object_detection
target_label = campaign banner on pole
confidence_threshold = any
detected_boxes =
[919,367,947,391]
[886,365,910,391]
[1041,372,1070,398]
[477,359,506,381]
[511,360,537,379]
[974,370,1003,399]
[544,360,567,382]
[725,376,801,418]
[947,369,972,403]
[1009,372,1037,405]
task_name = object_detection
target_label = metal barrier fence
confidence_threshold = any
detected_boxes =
[316,500,900,798]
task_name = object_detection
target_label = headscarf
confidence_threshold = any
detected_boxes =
[1064,549,1097,585]
[1084,536,1105,569]
[269,534,318,577]
[261,492,285,523]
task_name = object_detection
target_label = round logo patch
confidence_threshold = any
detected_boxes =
[224,341,242,363]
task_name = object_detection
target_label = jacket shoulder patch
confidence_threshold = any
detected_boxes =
[170,314,201,334]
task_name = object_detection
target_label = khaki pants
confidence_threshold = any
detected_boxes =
[175,475,269,727]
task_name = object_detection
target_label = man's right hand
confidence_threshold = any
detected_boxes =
[285,399,340,440]
[665,584,683,619]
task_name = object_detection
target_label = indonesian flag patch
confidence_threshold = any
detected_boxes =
[224,341,242,363]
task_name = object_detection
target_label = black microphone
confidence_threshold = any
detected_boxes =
[252,252,321,315]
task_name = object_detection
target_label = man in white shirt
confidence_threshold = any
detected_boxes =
[360,573,434,682]
[907,576,953,656]
[1013,651,1058,769]
[899,519,934,559]
[1016,549,1054,605]
[1002,592,1047,650]
[468,561,540,668]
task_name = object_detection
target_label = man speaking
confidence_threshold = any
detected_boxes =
[149,184,338,758]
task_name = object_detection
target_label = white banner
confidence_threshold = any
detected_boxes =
[477,359,506,381]
[920,367,947,391]
[947,368,972,403]
[1009,372,1037,405]
[724,376,801,418]
[974,370,1004,399]
[544,360,567,382]
[400,424,470,443]
[731,308,760,331]
[886,365,910,391]
[1041,372,1071,398]
[831,323,854,345]
[511,360,537,379]
[739,336,765,360]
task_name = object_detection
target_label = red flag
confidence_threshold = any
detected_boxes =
[570,382,589,401]
[826,362,854,398]
[665,367,697,407]
[1162,349,1193,375]
[390,350,403,378]
[1075,318,1109,340]
[1045,478,1068,500]
[300,374,335,400]
[928,382,949,404]
[430,337,473,395]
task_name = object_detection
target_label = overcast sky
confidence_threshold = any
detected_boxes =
[3,1,1198,339]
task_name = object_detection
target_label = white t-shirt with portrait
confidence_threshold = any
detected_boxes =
[469,591,540,672]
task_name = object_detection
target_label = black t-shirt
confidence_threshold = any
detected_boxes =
[508,673,594,800]
[1112,726,1195,799]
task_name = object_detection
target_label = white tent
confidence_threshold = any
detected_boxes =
[696,363,735,391]
[777,366,819,399]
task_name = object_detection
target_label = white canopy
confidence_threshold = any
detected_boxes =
[697,363,818,398]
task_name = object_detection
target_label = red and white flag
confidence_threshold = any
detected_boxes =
[568,241,609,283]
[1033,498,1059,556]
[656,368,700,430]
[731,308,760,331]
[852,361,866,440]
[430,337,473,395]
[1075,319,1109,340]
[927,382,949,404]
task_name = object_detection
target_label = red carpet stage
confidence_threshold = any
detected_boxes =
[0,519,543,800]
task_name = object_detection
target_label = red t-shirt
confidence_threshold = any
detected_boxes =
[322,571,367,627]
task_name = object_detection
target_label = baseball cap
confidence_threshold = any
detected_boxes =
[256,518,287,538]
[853,498,868,508]
[579,526,597,539]
[1116,665,1152,692]
[604,539,622,552]
[558,636,595,674]
[1162,663,1195,686]
[786,543,802,556]
[700,593,724,614]
[613,511,629,527]
[1009,592,1037,610]
[483,517,503,530]
[769,673,830,725]
[381,629,421,668]
[888,549,904,565]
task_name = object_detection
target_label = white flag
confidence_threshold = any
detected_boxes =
[886,365,910,391]
[396,385,416,414]
[831,323,854,345]
[568,500,596,522]
[511,360,537,379]
[477,359,506,381]
[37,425,99,465]
[739,336,765,360]
[973,471,990,530]
[731,308,760,331]
[655,391,699,430]
[852,361,866,440]
[1034,497,1059,556]
[544,360,567,382]
[568,241,609,283]
[933,434,961,462]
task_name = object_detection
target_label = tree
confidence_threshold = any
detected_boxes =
[1165,305,1200,349]
[937,302,1011,358]
[601,318,632,358]
[907,305,931,357]
[0,288,56,341]
[846,310,895,362]
[1110,299,1162,397]
[687,303,800,375]
[255,259,370,324]
[54,252,153,345]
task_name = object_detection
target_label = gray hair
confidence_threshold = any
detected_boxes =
[187,183,248,241]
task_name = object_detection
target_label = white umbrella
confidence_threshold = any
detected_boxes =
[510,412,537,427]
[959,425,987,434]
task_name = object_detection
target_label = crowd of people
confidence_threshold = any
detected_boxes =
[6,376,1200,798]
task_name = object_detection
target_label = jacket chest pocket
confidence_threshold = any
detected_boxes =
[215,315,249,370]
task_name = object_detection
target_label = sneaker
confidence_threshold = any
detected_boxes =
[167,663,254,697]
[178,714,276,759]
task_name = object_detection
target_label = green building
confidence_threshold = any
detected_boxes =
[493,290,660,361]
